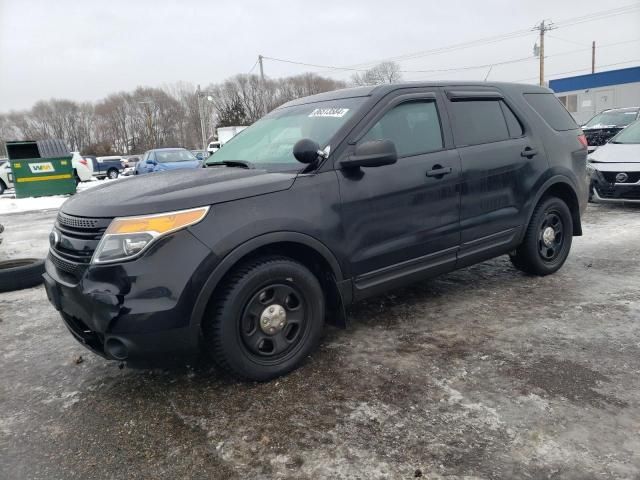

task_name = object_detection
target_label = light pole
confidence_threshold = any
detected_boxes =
[197,85,215,155]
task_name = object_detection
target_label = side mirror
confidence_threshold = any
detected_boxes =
[293,138,321,164]
[146,159,156,165]
[340,139,398,169]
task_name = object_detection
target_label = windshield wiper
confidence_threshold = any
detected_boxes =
[204,160,254,169]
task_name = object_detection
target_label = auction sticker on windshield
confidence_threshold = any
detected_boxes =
[308,108,349,118]
[28,162,55,173]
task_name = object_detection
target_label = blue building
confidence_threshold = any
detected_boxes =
[549,66,640,124]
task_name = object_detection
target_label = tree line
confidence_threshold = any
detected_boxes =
[0,62,401,157]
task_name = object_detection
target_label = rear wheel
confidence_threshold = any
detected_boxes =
[510,196,573,276]
[0,180,5,195]
[202,256,325,381]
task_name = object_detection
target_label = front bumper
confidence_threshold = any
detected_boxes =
[44,229,216,361]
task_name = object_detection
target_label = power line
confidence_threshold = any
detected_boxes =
[335,3,640,70]
[513,59,640,83]
[261,4,640,80]
[546,33,592,48]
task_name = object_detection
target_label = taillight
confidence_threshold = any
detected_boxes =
[577,134,588,149]
[79,158,88,167]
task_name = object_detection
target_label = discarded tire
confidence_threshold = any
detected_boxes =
[0,258,45,292]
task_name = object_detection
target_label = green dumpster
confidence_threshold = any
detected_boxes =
[5,139,76,198]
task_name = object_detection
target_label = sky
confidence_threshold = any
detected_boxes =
[0,0,639,112]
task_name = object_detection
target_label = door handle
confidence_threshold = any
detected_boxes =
[521,147,538,158]
[426,166,452,178]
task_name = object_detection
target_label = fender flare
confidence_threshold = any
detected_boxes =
[521,175,582,242]
[190,231,345,328]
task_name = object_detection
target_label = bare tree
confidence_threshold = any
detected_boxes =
[351,61,403,86]
[0,72,347,155]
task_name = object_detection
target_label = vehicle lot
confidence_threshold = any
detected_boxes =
[1,203,639,479]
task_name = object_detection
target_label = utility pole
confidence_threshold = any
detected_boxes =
[591,41,596,74]
[258,54,265,83]
[197,84,207,154]
[533,19,555,86]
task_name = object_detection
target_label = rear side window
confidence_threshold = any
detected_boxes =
[448,100,510,147]
[524,93,578,131]
[360,100,443,157]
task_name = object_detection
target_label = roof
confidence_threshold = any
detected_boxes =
[149,147,188,152]
[280,81,550,108]
[549,66,640,94]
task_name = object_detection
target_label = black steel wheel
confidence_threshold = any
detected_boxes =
[240,283,307,361]
[538,210,564,262]
[510,196,573,276]
[203,256,325,381]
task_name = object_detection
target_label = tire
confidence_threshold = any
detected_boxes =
[107,168,119,179]
[0,180,5,195]
[510,196,573,276]
[73,170,80,186]
[202,256,325,381]
[0,258,45,292]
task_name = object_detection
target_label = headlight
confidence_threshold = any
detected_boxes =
[92,206,209,264]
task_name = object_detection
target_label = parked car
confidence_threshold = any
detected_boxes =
[124,156,140,168]
[134,148,201,175]
[587,119,640,203]
[71,152,94,182]
[582,107,640,153]
[44,82,588,381]
[191,150,208,161]
[0,160,12,194]
[207,141,221,154]
[93,155,124,179]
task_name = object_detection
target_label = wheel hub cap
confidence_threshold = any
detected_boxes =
[542,226,556,246]
[259,304,287,335]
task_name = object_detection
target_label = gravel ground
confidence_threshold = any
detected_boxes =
[1,203,639,479]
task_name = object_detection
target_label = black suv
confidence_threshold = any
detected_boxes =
[44,82,588,380]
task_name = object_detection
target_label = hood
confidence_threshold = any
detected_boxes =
[62,167,296,218]
[589,144,640,173]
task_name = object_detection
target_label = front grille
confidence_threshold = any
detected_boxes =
[596,185,640,200]
[601,172,640,184]
[49,252,88,277]
[50,213,112,278]
[57,212,101,229]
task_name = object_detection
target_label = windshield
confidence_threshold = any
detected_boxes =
[206,97,365,170]
[156,149,197,163]
[584,109,639,128]
[611,120,640,144]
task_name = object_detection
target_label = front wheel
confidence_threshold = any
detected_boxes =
[202,256,325,381]
[107,168,119,179]
[510,196,573,276]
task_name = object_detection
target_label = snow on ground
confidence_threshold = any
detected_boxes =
[0,177,128,215]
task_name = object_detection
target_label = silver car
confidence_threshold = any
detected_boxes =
[588,119,640,204]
